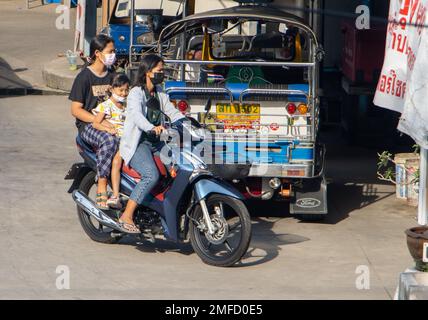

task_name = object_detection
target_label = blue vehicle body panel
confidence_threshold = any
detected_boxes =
[226,83,249,100]
[107,24,151,56]
[194,179,245,201]
[215,140,314,165]
[164,81,309,102]
[120,165,194,242]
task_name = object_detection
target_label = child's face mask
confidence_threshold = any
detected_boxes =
[112,92,126,103]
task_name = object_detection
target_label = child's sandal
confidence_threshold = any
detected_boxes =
[107,196,122,209]
[96,192,109,210]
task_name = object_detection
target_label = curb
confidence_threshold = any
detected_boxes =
[0,87,69,96]
[42,57,82,93]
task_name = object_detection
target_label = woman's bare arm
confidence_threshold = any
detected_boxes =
[71,101,114,129]
[71,101,94,123]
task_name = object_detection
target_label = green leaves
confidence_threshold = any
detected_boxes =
[377,150,420,185]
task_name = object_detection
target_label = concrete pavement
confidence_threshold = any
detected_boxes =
[0,95,417,300]
[0,1,76,92]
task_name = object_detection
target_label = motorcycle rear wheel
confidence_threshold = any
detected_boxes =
[76,171,122,244]
[189,194,251,267]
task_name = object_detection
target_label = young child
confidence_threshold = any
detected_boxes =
[92,73,130,209]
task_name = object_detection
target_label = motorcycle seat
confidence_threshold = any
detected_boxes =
[122,156,168,180]
[76,135,95,153]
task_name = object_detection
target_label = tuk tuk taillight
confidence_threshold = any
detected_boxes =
[297,103,309,115]
[177,100,189,113]
[287,103,297,115]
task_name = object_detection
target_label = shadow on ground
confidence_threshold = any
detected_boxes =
[77,126,415,267]
[117,217,310,268]
[0,57,31,96]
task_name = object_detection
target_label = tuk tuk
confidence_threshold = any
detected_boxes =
[158,2,327,220]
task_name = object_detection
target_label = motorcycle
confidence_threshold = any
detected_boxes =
[65,100,252,267]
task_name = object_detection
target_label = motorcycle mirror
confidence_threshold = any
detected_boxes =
[203,98,212,126]
[204,98,212,112]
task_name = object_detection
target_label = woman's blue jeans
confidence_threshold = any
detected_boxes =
[129,141,163,204]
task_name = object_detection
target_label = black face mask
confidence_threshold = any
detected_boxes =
[150,72,164,86]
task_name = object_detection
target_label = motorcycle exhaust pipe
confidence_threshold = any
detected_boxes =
[72,190,123,232]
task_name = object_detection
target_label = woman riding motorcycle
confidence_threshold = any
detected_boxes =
[119,54,185,233]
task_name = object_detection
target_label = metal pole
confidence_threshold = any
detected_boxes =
[83,0,97,57]
[418,148,428,226]
[129,0,135,66]
[179,0,187,81]
[164,59,315,67]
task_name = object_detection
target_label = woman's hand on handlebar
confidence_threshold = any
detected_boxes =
[152,125,165,136]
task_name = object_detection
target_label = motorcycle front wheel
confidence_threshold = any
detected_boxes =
[189,194,252,267]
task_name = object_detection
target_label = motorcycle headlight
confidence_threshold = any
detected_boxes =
[183,122,208,140]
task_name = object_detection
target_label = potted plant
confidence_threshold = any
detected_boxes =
[406,227,428,272]
[377,146,428,271]
[377,145,420,206]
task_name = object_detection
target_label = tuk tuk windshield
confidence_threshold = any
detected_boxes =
[113,0,183,19]
[206,21,305,63]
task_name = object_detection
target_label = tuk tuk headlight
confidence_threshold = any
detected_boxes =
[137,32,155,45]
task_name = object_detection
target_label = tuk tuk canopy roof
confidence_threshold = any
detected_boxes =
[159,5,318,46]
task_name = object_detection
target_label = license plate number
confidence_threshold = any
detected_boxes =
[216,103,260,115]
[216,104,260,130]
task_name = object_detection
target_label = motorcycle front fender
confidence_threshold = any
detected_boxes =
[193,178,245,202]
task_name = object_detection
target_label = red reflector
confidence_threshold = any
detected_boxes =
[287,103,297,115]
[286,169,306,177]
[270,123,280,131]
[177,100,189,113]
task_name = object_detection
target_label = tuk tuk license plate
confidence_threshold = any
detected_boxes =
[216,103,260,125]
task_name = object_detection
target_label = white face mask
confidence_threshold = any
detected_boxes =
[112,92,126,103]
[102,53,116,67]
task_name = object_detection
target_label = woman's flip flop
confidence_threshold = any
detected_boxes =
[118,219,141,234]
